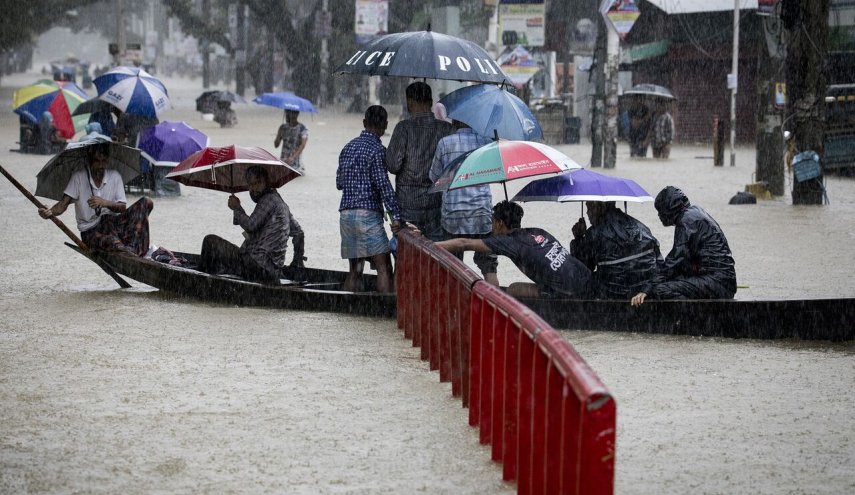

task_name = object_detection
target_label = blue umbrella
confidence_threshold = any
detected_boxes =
[439,84,543,141]
[93,66,170,118]
[137,121,209,167]
[253,92,317,113]
[511,169,653,204]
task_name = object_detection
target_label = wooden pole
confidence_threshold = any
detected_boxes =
[0,163,132,288]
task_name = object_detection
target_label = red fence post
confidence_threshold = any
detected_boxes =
[395,232,615,495]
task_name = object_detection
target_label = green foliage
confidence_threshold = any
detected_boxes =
[0,0,103,50]
[161,0,232,52]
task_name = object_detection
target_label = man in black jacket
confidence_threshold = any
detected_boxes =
[631,186,736,306]
[571,201,662,299]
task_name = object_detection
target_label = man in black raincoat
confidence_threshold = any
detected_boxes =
[631,186,736,306]
[570,201,663,299]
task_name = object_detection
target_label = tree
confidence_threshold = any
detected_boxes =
[782,0,829,205]
[0,0,103,51]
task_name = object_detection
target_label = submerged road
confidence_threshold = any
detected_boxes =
[1,71,853,494]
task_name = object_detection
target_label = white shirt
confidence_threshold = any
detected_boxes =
[63,168,126,232]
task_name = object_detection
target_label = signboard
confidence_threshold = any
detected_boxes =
[499,1,545,47]
[599,0,640,40]
[355,0,388,45]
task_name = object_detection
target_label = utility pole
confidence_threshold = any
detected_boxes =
[590,15,605,168]
[603,23,619,169]
[319,0,330,107]
[784,0,828,205]
[201,0,210,88]
[235,1,246,96]
[729,0,739,167]
[115,0,126,66]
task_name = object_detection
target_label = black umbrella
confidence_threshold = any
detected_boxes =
[334,30,512,86]
[71,97,115,116]
[195,91,247,112]
[623,83,675,99]
[35,135,141,201]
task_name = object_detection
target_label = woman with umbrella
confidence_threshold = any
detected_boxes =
[37,142,154,257]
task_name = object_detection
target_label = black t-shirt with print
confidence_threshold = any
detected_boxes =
[484,227,592,297]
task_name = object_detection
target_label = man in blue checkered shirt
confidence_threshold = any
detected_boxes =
[429,120,499,286]
[336,105,400,293]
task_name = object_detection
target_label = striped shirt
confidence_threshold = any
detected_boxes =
[386,111,454,212]
[429,129,493,235]
[337,130,400,219]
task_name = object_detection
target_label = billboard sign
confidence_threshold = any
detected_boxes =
[499,1,546,47]
[355,0,389,45]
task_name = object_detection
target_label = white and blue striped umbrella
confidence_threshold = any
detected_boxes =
[93,66,169,118]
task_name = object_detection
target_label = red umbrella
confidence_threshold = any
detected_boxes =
[165,145,301,193]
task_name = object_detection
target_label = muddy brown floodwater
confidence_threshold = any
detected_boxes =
[1,72,853,494]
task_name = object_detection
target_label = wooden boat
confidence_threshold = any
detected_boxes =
[68,244,396,319]
[71,245,855,342]
[517,296,855,342]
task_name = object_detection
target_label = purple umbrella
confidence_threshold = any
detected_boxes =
[511,169,653,204]
[137,121,209,167]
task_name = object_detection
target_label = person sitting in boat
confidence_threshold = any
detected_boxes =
[631,186,736,306]
[197,165,290,284]
[336,105,400,293]
[570,201,663,299]
[288,212,306,268]
[436,200,593,299]
[38,145,154,256]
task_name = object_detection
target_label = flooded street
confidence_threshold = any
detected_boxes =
[1,72,853,494]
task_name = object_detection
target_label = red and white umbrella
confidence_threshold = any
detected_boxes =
[165,145,301,193]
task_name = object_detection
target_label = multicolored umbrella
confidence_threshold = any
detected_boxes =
[253,92,317,113]
[137,121,209,167]
[165,145,301,193]
[12,79,89,139]
[431,140,582,197]
[93,66,169,118]
[439,84,542,141]
[511,169,653,203]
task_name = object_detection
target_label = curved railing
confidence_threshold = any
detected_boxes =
[396,229,616,495]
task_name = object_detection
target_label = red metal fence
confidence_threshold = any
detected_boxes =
[396,230,616,495]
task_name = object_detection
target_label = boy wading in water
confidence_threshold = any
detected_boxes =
[275,110,308,174]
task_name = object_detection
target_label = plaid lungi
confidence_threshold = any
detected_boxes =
[339,209,389,259]
[82,197,153,257]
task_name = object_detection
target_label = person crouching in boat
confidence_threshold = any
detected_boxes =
[631,186,736,306]
[570,201,663,299]
[38,145,153,256]
[436,200,593,299]
[197,166,289,284]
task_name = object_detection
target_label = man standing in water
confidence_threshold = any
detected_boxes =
[337,105,400,293]
[386,82,453,241]
[197,166,289,284]
[429,119,498,286]
[631,186,736,306]
[38,145,153,256]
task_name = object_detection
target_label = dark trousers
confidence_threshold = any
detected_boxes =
[198,235,279,284]
[654,275,736,300]
[402,207,443,241]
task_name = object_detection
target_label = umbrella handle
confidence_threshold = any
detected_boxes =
[0,163,131,289]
